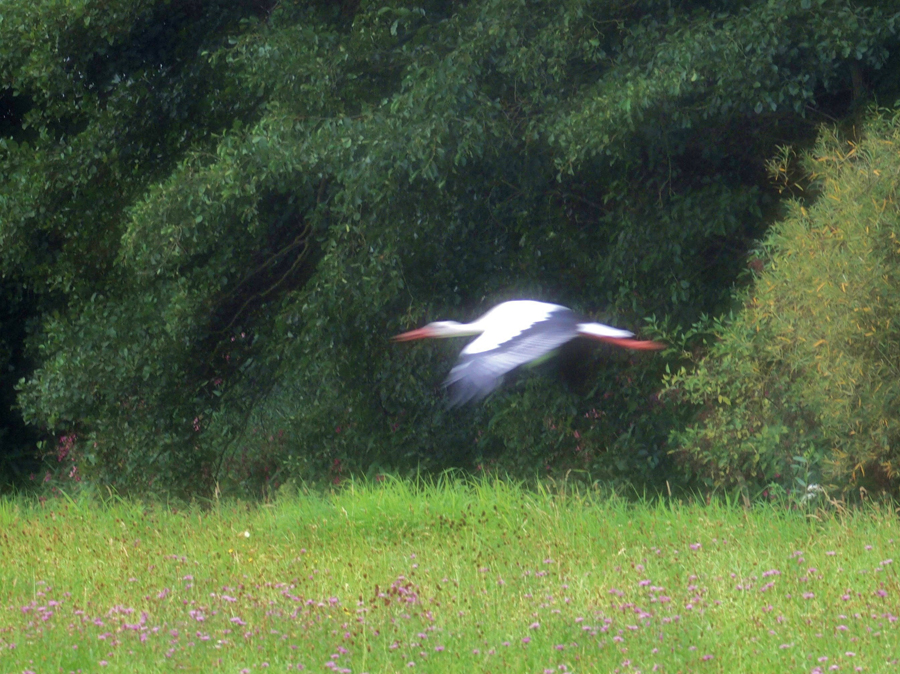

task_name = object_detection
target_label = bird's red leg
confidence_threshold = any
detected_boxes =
[595,336,665,350]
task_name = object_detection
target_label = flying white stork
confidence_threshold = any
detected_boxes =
[392,300,664,405]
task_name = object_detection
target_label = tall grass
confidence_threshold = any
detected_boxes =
[1,478,898,673]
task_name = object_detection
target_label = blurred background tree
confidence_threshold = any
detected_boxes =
[2,0,899,496]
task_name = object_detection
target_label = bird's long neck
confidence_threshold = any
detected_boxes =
[438,321,485,338]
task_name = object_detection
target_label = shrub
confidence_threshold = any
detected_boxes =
[667,111,900,496]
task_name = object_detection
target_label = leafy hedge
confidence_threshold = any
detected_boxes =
[667,112,900,496]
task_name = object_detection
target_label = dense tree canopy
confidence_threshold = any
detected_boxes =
[2,0,900,496]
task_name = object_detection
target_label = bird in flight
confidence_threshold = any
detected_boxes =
[392,300,664,405]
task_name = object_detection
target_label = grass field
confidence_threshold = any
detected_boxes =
[1,478,898,673]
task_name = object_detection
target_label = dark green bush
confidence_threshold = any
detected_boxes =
[3,0,900,495]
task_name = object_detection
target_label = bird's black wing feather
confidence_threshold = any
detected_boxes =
[444,309,579,406]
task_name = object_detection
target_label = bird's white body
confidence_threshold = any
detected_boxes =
[459,301,630,353]
[393,300,662,405]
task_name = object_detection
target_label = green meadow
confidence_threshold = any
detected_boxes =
[1,479,898,673]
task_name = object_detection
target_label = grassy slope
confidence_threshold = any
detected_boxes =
[1,479,898,673]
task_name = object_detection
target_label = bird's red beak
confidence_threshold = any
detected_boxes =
[391,327,436,342]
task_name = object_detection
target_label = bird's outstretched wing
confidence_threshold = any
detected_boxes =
[444,307,579,406]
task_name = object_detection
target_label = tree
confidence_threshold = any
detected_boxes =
[667,113,900,497]
[2,0,899,494]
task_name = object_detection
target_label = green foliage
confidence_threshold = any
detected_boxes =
[551,0,900,169]
[3,0,900,494]
[667,112,900,495]
[0,280,39,486]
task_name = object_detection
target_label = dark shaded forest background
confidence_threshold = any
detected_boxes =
[2,0,900,499]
